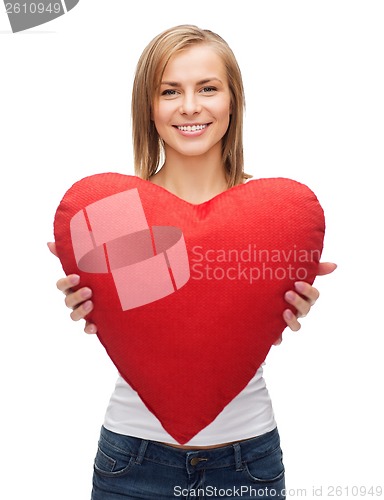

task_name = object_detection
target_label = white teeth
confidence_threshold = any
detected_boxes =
[177,124,207,132]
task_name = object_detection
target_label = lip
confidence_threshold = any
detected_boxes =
[173,123,211,137]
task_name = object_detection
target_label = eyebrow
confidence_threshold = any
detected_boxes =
[160,78,223,87]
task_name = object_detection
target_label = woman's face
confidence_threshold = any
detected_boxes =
[152,44,232,162]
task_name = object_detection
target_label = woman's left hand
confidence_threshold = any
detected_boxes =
[275,262,337,345]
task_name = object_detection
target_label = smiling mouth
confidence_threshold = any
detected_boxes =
[174,123,210,132]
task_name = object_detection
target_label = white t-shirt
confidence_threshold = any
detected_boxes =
[103,363,276,446]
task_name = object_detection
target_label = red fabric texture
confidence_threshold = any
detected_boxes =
[54,173,325,444]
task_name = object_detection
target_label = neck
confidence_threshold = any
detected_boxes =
[150,145,228,204]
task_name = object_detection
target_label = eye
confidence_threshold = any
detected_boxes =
[161,89,178,97]
[200,86,217,94]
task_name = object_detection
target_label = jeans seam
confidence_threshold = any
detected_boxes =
[100,435,136,458]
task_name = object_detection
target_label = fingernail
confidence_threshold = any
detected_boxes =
[283,309,294,320]
[87,325,97,335]
[83,300,93,311]
[69,274,80,285]
[81,288,92,299]
[285,291,295,302]
[294,281,306,293]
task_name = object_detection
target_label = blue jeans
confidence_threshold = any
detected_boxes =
[91,426,285,499]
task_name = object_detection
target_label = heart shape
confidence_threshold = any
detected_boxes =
[54,173,325,444]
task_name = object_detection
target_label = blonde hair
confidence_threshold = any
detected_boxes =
[131,24,250,187]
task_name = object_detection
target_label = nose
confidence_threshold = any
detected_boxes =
[179,92,201,115]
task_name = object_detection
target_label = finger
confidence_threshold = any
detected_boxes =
[284,290,311,318]
[70,299,94,322]
[47,241,58,257]
[273,334,283,346]
[317,262,337,276]
[56,274,80,294]
[283,309,301,332]
[84,321,97,335]
[293,281,320,306]
[65,287,92,309]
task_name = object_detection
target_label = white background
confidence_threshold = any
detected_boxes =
[1,1,383,498]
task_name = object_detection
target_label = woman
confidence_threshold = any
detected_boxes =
[49,25,336,499]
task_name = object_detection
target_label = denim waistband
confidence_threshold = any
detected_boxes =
[99,426,280,474]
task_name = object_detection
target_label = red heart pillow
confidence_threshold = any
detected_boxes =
[53,173,325,444]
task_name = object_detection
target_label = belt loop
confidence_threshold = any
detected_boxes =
[135,439,149,465]
[233,442,243,471]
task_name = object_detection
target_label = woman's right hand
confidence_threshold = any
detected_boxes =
[48,242,97,335]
